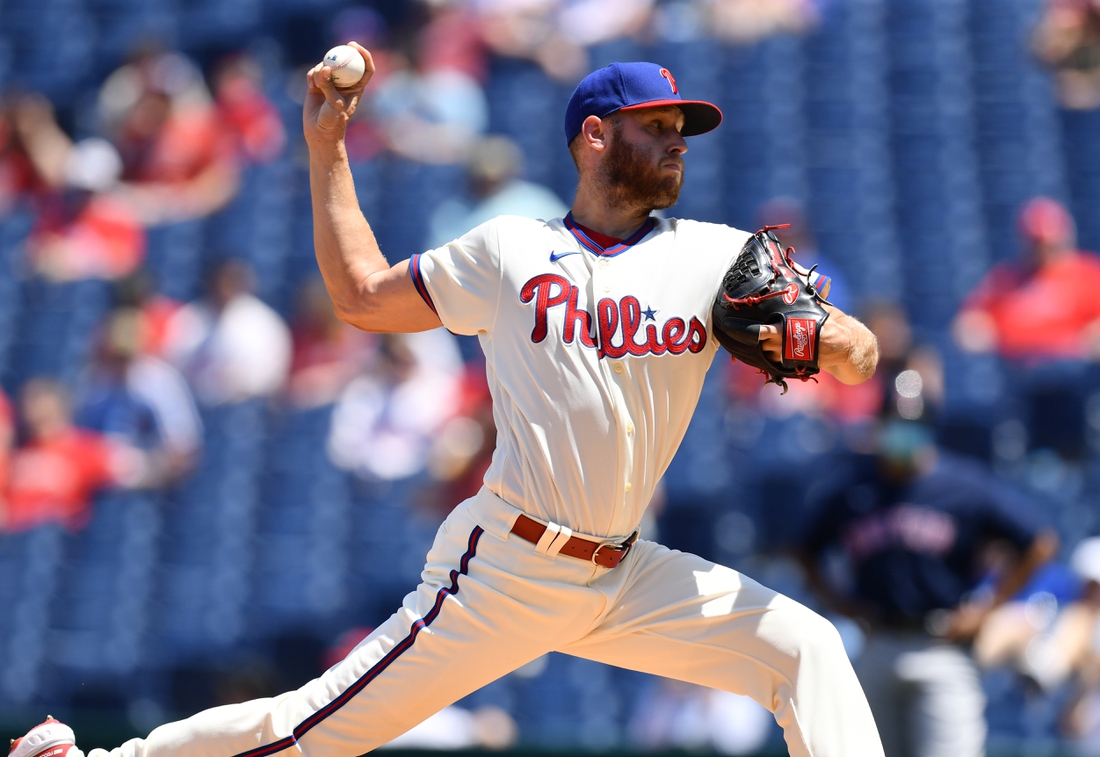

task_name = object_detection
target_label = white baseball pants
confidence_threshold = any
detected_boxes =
[90,488,884,757]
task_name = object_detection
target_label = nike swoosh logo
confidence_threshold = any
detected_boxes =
[549,250,581,262]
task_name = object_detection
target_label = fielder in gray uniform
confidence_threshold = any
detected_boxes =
[10,45,885,757]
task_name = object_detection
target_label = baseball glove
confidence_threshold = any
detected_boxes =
[712,225,831,394]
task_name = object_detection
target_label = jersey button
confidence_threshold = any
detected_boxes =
[599,259,609,269]
[625,483,632,492]
[626,423,635,435]
[603,283,611,293]
[614,363,624,373]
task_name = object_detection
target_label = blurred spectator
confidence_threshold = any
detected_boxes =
[6,94,146,281]
[796,378,1059,757]
[1052,538,1100,755]
[209,51,288,165]
[77,308,203,481]
[163,259,292,406]
[477,0,690,81]
[3,93,73,196]
[421,362,496,518]
[477,0,664,81]
[286,277,376,409]
[627,678,773,755]
[367,31,489,165]
[112,272,187,359]
[24,137,146,282]
[971,558,1082,690]
[97,45,241,225]
[839,301,942,426]
[954,196,1100,362]
[0,96,49,215]
[413,0,490,84]
[327,330,464,481]
[426,134,568,249]
[76,311,162,449]
[475,0,591,83]
[1,378,147,532]
[1032,0,1100,111]
[706,0,820,45]
[971,537,1100,755]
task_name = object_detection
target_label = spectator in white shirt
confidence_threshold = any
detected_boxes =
[163,259,292,406]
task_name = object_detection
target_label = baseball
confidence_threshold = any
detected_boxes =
[322,45,366,88]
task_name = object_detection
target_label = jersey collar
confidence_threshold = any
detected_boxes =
[564,212,657,257]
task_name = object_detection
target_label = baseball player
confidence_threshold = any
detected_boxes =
[10,47,885,757]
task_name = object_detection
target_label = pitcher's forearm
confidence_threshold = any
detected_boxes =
[309,141,386,322]
[821,309,879,385]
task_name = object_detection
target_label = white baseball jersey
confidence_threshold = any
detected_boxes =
[81,212,886,757]
[410,213,749,538]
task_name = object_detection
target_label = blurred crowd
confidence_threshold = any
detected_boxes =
[1,0,1100,754]
[0,0,819,538]
[1033,0,1100,110]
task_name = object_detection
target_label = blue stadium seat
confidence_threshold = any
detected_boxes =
[247,406,352,632]
[145,220,205,303]
[146,401,267,664]
[1060,109,1100,252]
[485,60,572,199]
[0,526,65,706]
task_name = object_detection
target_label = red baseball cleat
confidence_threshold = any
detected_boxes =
[8,718,79,757]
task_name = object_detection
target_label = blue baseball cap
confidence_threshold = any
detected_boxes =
[564,61,723,143]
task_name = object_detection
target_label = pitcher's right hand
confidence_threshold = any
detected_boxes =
[303,41,374,148]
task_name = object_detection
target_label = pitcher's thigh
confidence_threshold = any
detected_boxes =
[561,543,883,757]
[564,543,842,693]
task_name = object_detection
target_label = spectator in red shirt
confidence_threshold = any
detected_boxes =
[209,51,287,166]
[954,196,1100,362]
[1,378,144,532]
[0,97,48,214]
[97,46,241,225]
[25,137,146,282]
[0,388,13,506]
[6,94,146,281]
[111,273,186,359]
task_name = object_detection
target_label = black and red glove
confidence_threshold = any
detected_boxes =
[712,225,831,394]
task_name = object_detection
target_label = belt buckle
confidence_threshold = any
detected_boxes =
[591,530,638,565]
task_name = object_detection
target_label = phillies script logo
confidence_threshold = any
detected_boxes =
[784,318,817,362]
[521,274,706,358]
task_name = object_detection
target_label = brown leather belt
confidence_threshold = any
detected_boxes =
[510,514,638,569]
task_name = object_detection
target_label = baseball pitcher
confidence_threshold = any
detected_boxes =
[11,47,884,757]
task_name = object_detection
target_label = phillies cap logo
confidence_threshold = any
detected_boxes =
[563,62,722,142]
[659,68,678,94]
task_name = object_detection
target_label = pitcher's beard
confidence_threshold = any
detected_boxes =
[599,128,683,212]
